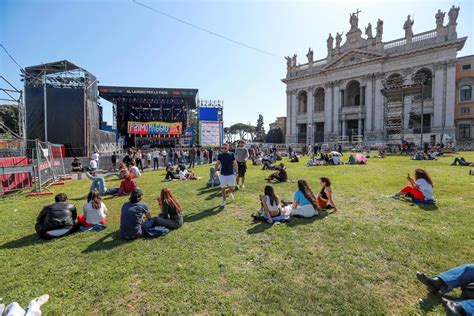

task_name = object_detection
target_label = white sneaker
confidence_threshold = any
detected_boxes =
[229,193,235,202]
[220,199,226,206]
[33,294,50,306]
[241,184,245,189]
[236,185,240,189]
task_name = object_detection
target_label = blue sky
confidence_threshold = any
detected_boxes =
[1,0,473,129]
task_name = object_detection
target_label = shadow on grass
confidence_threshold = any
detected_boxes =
[196,186,220,196]
[418,293,450,313]
[183,206,224,223]
[247,210,330,234]
[0,233,40,249]
[400,198,439,211]
[82,231,128,253]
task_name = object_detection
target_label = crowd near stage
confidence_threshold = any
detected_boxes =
[99,86,198,148]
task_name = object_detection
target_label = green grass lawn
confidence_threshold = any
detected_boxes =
[1,152,473,314]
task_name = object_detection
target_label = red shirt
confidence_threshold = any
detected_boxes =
[117,179,137,196]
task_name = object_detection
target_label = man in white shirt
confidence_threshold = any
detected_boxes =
[91,151,99,169]
[129,162,141,179]
[89,158,98,171]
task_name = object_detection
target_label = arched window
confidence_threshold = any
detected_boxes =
[414,69,432,99]
[388,73,404,86]
[346,81,361,106]
[314,88,325,112]
[298,91,307,113]
[460,85,472,101]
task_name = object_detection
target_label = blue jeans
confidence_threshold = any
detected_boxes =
[89,177,118,195]
[438,264,474,315]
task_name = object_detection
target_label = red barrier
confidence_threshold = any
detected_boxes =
[0,156,32,195]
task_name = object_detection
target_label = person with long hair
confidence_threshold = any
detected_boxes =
[316,177,338,213]
[259,185,281,224]
[392,168,435,202]
[154,188,184,229]
[77,191,108,228]
[283,180,318,218]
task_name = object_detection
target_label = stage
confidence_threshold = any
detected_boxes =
[99,86,198,148]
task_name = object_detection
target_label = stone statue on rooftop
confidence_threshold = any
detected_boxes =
[335,32,342,48]
[285,56,291,69]
[435,9,445,28]
[365,23,373,38]
[376,19,384,37]
[306,48,314,64]
[349,13,359,32]
[291,54,297,67]
[403,15,414,38]
[448,5,460,25]
[327,33,334,50]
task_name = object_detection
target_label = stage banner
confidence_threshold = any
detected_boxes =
[200,121,223,147]
[179,127,194,146]
[128,121,182,135]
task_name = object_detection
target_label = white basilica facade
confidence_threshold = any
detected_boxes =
[282,6,467,146]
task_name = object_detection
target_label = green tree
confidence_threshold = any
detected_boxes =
[254,114,266,142]
[265,128,283,143]
[0,106,19,137]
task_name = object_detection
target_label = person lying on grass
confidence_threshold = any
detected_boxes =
[105,162,128,179]
[77,191,108,229]
[35,193,78,240]
[87,172,137,196]
[178,168,200,180]
[281,180,319,218]
[391,168,435,203]
[451,157,474,166]
[289,153,299,163]
[416,264,474,316]
[153,188,184,230]
[316,177,338,213]
[265,163,288,183]
[259,185,282,224]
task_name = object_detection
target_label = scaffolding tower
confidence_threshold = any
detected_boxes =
[382,72,428,145]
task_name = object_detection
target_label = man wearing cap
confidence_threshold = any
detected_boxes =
[215,143,238,206]
[119,189,151,240]
[234,140,249,189]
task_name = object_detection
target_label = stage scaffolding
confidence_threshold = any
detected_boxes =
[0,76,26,152]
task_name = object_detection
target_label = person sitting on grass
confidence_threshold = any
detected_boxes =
[178,168,200,180]
[1,294,50,316]
[35,193,78,240]
[282,179,318,218]
[87,172,137,196]
[105,162,128,179]
[416,264,474,316]
[153,188,184,230]
[289,153,299,163]
[77,191,108,230]
[316,177,338,213]
[265,163,288,183]
[129,161,141,179]
[259,185,282,224]
[355,153,367,164]
[391,168,435,204]
[451,157,474,166]
[262,158,276,170]
[207,167,221,187]
[164,163,178,181]
[120,188,151,240]
[347,154,356,165]
[71,157,82,172]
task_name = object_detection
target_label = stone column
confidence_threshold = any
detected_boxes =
[324,82,333,140]
[307,87,314,145]
[444,60,456,134]
[433,63,444,130]
[341,118,346,137]
[365,74,373,131]
[374,73,384,132]
[333,81,341,136]
[286,90,292,143]
[359,86,364,106]
[358,117,362,135]
[291,91,298,142]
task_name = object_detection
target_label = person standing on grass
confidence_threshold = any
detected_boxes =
[120,189,151,240]
[215,143,238,206]
[391,168,434,203]
[189,146,196,169]
[153,149,159,170]
[111,152,117,171]
[196,147,201,165]
[235,140,249,189]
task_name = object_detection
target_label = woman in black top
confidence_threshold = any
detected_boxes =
[316,177,337,213]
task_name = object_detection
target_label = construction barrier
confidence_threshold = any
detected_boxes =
[0,156,33,195]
